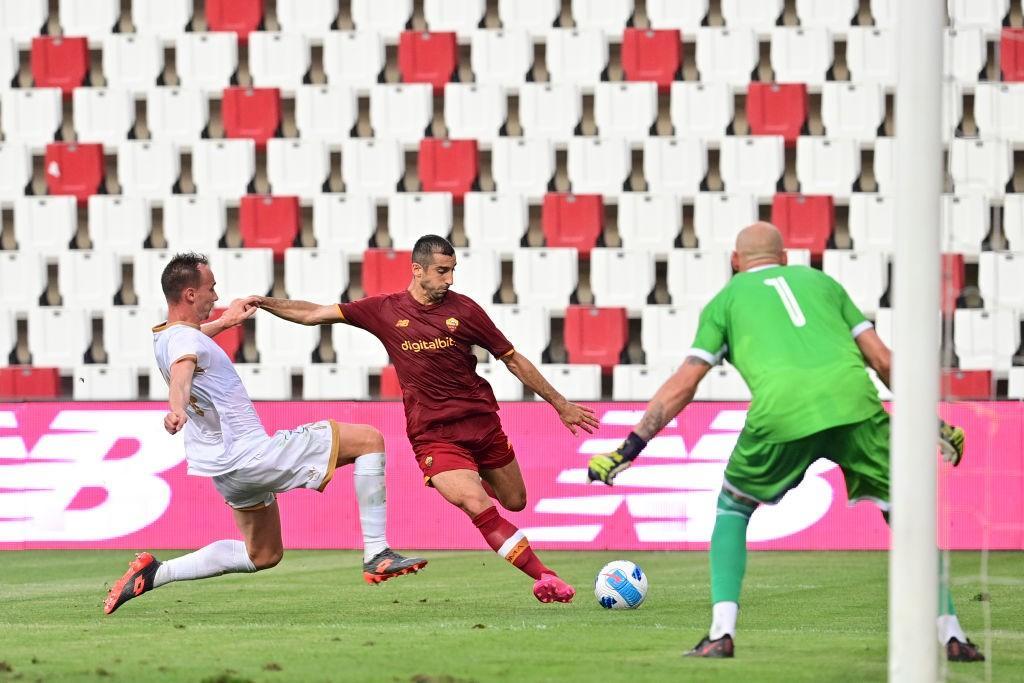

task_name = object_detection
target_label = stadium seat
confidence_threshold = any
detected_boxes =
[57,250,120,309]
[512,248,579,308]
[869,0,895,27]
[248,31,311,89]
[704,363,752,400]
[643,137,707,197]
[72,87,135,147]
[1001,28,1024,81]
[31,36,89,96]
[541,193,603,256]
[491,138,555,200]
[770,27,833,86]
[463,193,529,253]
[255,312,319,365]
[770,193,834,257]
[486,304,550,363]
[361,249,413,296]
[239,194,300,260]
[175,32,238,90]
[398,30,457,94]
[27,307,91,367]
[302,365,371,401]
[146,87,209,145]
[571,0,634,32]
[746,82,807,147]
[949,138,1013,197]
[821,82,885,142]
[72,365,138,400]
[323,31,386,89]
[132,0,193,40]
[563,305,628,373]
[116,141,179,200]
[693,192,758,253]
[370,83,433,144]
[87,195,151,253]
[0,35,16,91]
[621,28,682,93]
[941,369,992,399]
[545,28,609,87]
[666,249,731,308]
[973,83,1024,141]
[1004,194,1024,251]
[796,137,861,197]
[162,195,226,253]
[941,254,967,314]
[872,137,895,194]
[235,365,292,400]
[0,251,46,307]
[102,34,163,94]
[846,27,897,88]
[475,363,525,400]
[594,82,658,140]
[978,251,1024,311]
[208,248,274,301]
[497,0,560,39]
[940,194,990,255]
[721,0,783,29]
[641,305,701,367]
[0,142,32,201]
[945,80,966,144]
[0,367,60,399]
[295,85,357,141]
[451,248,502,304]
[822,249,887,315]
[617,192,682,253]
[131,249,175,307]
[341,138,405,197]
[443,83,507,142]
[795,0,858,32]
[58,0,119,42]
[0,88,62,146]
[276,0,337,36]
[590,248,655,308]
[670,81,734,139]
[612,364,676,400]
[266,138,330,198]
[205,307,243,361]
[424,0,486,36]
[696,27,759,88]
[192,139,256,199]
[1009,367,1024,399]
[221,86,281,149]
[332,323,391,369]
[948,0,1009,29]
[848,193,896,253]
[567,138,631,196]
[103,306,164,367]
[518,83,582,142]
[0,0,49,44]
[387,193,454,249]
[646,0,707,31]
[14,195,76,253]
[536,364,602,400]
[351,0,414,41]
[0,309,13,366]
[719,136,785,196]
[205,0,262,43]
[470,29,533,88]
[312,194,377,254]
[419,139,478,201]
[284,247,349,303]
[944,27,986,84]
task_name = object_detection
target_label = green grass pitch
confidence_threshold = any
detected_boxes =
[0,551,1021,682]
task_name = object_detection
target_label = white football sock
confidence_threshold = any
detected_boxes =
[937,614,967,644]
[709,601,739,640]
[153,539,256,588]
[354,451,389,562]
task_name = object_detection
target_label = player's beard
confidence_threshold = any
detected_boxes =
[427,284,449,303]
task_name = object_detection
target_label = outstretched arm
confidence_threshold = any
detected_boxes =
[253,296,344,326]
[201,298,258,338]
[165,357,196,435]
[501,351,599,435]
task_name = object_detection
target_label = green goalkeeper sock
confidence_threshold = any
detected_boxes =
[939,552,957,616]
[710,490,757,605]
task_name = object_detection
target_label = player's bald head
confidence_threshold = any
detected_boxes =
[733,222,786,272]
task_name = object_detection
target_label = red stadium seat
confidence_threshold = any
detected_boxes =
[746,83,808,147]
[221,87,281,149]
[380,365,402,399]
[621,28,682,93]
[239,194,300,261]
[941,253,966,314]
[542,193,604,257]
[563,306,628,374]
[0,366,60,399]
[770,193,834,258]
[30,36,89,96]
[205,308,243,361]
[419,139,478,201]
[398,30,458,94]
[206,0,263,43]
[44,142,105,205]
[941,369,992,400]
[1000,28,1024,82]
[362,249,413,297]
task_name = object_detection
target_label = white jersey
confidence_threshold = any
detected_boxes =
[153,321,268,476]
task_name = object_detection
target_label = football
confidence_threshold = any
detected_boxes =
[595,560,649,609]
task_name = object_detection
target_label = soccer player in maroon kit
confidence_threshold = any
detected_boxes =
[250,235,599,602]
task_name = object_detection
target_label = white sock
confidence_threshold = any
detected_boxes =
[937,614,967,644]
[354,451,389,563]
[153,539,256,588]
[709,601,739,640]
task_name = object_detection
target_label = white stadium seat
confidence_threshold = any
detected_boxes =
[131,249,174,307]
[247,31,311,89]
[323,31,386,89]
[947,0,1010,29]
[234,365,292,400]
[821,82,885,142]
[617,192,682,254]
[846,27,897,88]
[57,250,121,309]
[693,192,758,252]
[276,0,338,37]
[695,27,759,87]
[295,85,357,141]
[943,27,986,84]
[822,250,887,315]
[872,137,895,194]
[132,0,193,41]
[471,29,533,87]
[28,307,91,367]
[1004,195,1024,251]
[102,34,164,93]
[513,248,578,308]
[331,324,389,369]
[670,81,734,139]
[643,137,707,197]
[590,248,655,308]
[647,0,708,31]
[312,194,377,254]
[72,88,135,147]
[267,138,330,198]
[567,137,631,195]
[486,304,550,363]
[973,83,1024,142]
[476,363,525,400]
[491,138,555,199]
[795,0,858,32]
[940,194,990,255]
[0,251,45,307]
[209,248,274,301]
[146,87,209,145]
[103,306,164,367]
[369,84,433,144]
[0,88,62,146]
[117,140,180,199]
[0,35,17,91]
[452,248,502,304]
[612,364,676,401]
[0,142,31,200]
[387,193,454,249]
[870,0,895,27]
[497,0,561,39]
[518,83,582,142]
[424,0,486,35]
[255,312,320,365]
[944,81,965,143]
[87,195,151,253]
[978,251,1024,311]
[536,364,602,401]
[350,0,414,41]
[73,365,138,400]
[667,249,731,308]
[571,0,634,33]
[719,136,785,196]
[949,138,1013,197]
[59,0,119,42]
[953,309,1018,371]
[721,0,783,29]
[594,82,658,140]
[641,305,701,367]
[770,27,833,85]
[175,32,238,90]
[464,193,529,254]
[545,28,609,87]
[796,136,861,197]
[162,195,226,253]
[14,196,76,254]
[341,138,405,196]
[0,308,14,366]
[0,0,49,44]
[704,363,752,400]
[284,248,349,302]
[302,364,370,400]
[1009,367,1024,399]
[444,83,507,141]
[192,139,256,199]
[787,249,812,267]
[848,193,896,253]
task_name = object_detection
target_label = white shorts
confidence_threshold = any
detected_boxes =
[211,419,341,510]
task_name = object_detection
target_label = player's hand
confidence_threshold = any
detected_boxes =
[220,297,260,327]
[557,402,599,435]
[588,451,631,486]
[164,410,187,435]
[938,419,965,466]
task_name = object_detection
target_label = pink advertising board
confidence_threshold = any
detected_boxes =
[0,402,1021,551]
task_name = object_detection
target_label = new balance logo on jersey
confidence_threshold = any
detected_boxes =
[401,337,456,353]
[396,319,410,327]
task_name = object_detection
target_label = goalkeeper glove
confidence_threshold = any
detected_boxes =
[938,419,966,466]
[587,432,647,486]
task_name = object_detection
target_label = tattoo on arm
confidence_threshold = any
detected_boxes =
[636,401,667,442]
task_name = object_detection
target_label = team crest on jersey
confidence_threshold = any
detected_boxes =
[445,317,459,332]
[396,319,410,327]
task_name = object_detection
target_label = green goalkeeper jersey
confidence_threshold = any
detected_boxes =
[690,264,883,443]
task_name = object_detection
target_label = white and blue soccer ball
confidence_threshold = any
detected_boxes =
[595,560,648,609]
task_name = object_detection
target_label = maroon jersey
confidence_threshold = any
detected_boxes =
[338,290,515,438]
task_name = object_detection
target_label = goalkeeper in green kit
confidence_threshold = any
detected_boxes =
[588,222,983,662]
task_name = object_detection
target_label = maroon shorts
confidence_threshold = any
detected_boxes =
[410,412,516,486]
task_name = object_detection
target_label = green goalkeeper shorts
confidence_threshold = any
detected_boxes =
[723,409,891,508]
